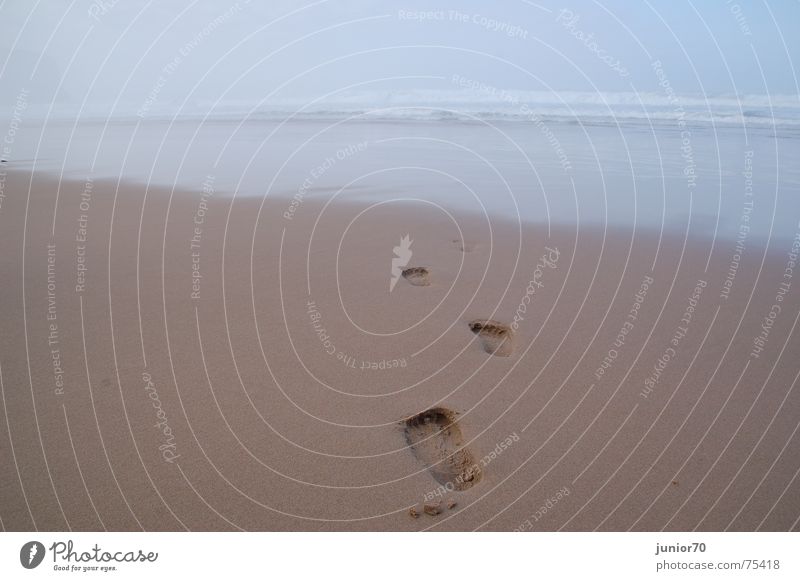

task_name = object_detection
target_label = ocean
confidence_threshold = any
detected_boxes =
[4,90,799,242]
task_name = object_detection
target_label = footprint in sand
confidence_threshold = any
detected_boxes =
[452,239,476,253]
[402,266,431,286]
[468,319,514,357]
[403,407,481,491]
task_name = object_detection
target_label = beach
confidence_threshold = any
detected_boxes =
[1,132,799,530]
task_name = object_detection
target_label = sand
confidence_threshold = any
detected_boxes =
[0,167,798,531]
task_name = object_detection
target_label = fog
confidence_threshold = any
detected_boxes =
[1,0,798,118]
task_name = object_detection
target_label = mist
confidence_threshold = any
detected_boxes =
[1,0,798,119]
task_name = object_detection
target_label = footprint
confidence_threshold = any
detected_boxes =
[402,266,431,286]
[452,239,475,253]
[468,319,514,357]
[403,407,481,491]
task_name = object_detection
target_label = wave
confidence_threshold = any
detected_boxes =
[18,90,800,129]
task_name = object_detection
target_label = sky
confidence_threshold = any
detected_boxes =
[0,0,798,115]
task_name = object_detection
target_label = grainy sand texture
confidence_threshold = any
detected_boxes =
[1,167,798,531]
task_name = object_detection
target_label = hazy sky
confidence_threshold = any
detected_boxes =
[1,0,798,114]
